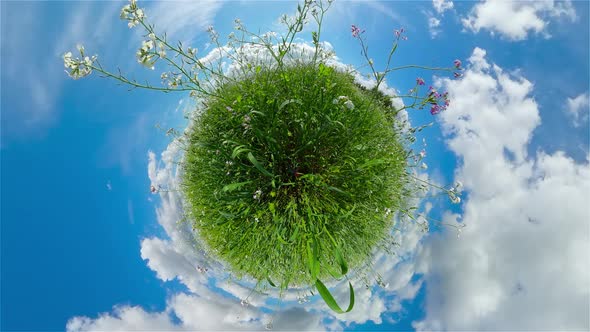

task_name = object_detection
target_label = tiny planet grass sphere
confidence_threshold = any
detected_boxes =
[182,62,409,290]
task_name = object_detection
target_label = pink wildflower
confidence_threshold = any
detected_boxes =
[430,105,441,115]
[351,25,363,38]
[416,77,425,86]
[453,59,461,69]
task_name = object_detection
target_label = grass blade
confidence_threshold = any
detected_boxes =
[315,279,355,314]
[222,181,252,192]
[247,152,273,177]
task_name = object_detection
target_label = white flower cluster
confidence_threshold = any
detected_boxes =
[62,45,96,80]
[136,33,167,69]
[136,39,155,68]
[253,189,262,200]
[332,95,355,110]
[448,181,463,204]
[242,114,252,130]
[120,0,145,29]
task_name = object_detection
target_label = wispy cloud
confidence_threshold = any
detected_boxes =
[565,92,589,127]
[428,17,441,38]
[146,1,224,43]
[1,1,119,145]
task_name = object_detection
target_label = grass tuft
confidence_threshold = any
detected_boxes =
[182,62,410,290]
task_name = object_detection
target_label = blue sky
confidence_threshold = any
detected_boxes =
[1,0,589,331]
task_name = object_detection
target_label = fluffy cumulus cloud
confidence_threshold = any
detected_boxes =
[66,43,427,331]
[433,0,453,14]
[427,0,453,38]
[462,0,577,40]
[413,47,590,330]
[565,92,590,127]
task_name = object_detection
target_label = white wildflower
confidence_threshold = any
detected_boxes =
[135,8,144,19]
[253,189,262,200]
[120,4,131,19]
[343,100,355,110]
[63,52,75,68]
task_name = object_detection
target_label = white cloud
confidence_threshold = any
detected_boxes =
[413,47,590,331]
[565,92,590,127]
[433,0,453,14]
[428,0,453,39]
[428,17,441,38]
[146,1,223,43]
[462,0,577,41]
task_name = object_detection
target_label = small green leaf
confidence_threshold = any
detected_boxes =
[247,152,273,177]
[315,279,355,314]
[232,145,251,159]
[390,43,398,55]
[288,225,300,242]
[279,99,302,111]
[327,186,346,195]
[267,277,277,287]
[277,232,289,245]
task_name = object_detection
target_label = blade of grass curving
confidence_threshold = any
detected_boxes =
[306,239,320,280]
[232,146,251,159]
[315,279,355,314]
[278,99,302,111]
[267,277,277,287]
[247,152,273,177]
[324,226,348,275]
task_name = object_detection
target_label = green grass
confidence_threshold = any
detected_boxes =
[182,62,410,292]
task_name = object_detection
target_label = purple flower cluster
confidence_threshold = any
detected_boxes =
[453,59,462,78]
[351,25,365,38]
[394,28,408,41]
[427,86,450,115]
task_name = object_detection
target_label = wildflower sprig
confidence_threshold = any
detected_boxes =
[62,45,96,80]
[63,0,465,318]
[349,24,461,115]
